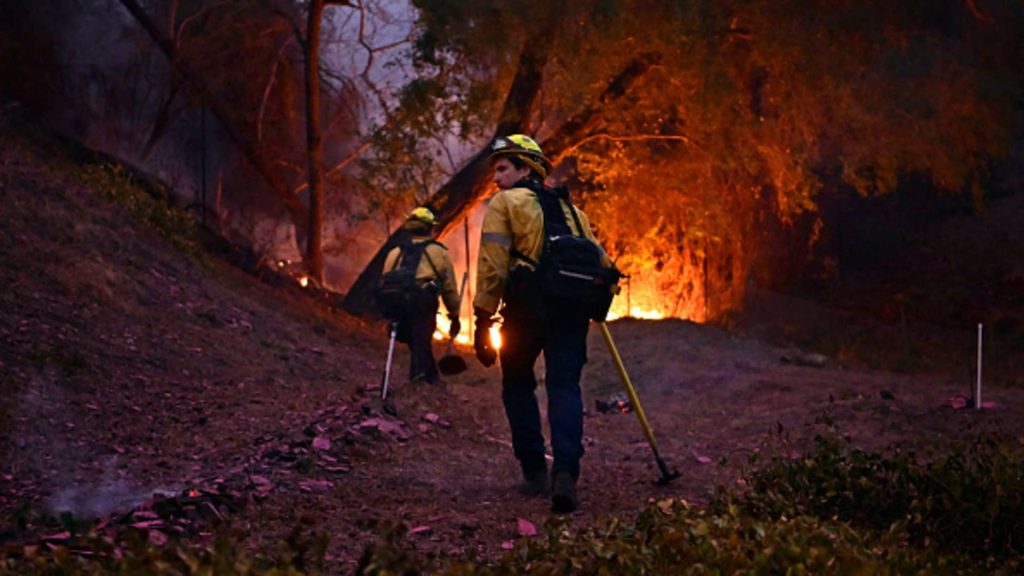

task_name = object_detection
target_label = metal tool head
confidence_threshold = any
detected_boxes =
[654,459,680,485]
[438,354,467,375]
[655,470,681,485]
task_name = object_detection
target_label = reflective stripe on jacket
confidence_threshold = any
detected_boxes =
[383,237,461,315]
[473,185,605,315]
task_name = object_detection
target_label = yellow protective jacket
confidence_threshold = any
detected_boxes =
[473,185,608,315]
[383,236,460,316]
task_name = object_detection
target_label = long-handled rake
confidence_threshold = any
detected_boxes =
[599,322,680,485]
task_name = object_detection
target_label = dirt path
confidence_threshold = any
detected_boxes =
[302,318,1024,566]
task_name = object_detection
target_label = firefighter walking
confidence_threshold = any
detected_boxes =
[381,207,461,385]
[473,134,614,513]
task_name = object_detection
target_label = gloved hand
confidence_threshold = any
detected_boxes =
[449,315,461,339]
[473,309,497,367]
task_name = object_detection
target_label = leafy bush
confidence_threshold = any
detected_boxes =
[77,163,205,261]
[720,433,1024,561]
[359,501,987,575]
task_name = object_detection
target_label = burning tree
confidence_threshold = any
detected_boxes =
[4,1,1020,315]
[346,0,1022,321]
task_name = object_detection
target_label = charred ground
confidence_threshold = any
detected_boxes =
[2,110,1023,571]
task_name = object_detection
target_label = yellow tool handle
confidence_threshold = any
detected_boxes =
[599,322,661,454]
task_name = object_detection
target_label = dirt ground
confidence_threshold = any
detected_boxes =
[2,112,1024,572]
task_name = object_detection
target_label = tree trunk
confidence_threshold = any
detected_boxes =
[341,52,661,317]
[305,0,325,283]
[341,28,553,316]
[116,0,310,242]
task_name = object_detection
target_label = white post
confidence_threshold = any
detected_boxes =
[976,323,983,410]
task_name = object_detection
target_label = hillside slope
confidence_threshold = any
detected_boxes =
[3,109,1024,570]
[0,110,384,549]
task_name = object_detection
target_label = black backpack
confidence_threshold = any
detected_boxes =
[374,241,441,321]
[512,185,621,322]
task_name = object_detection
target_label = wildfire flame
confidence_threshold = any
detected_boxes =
[432,313,502,349]
[433,313,472,345]
[430,284,680,349]
[603,275,708,321]
[417,203,707,351]
[296,275,309,287]
[605,306,666,321]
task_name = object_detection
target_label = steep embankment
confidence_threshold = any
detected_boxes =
[0,110,384,552]
[3,109,1024,571]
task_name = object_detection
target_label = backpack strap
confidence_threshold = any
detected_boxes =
[560,191,588,240]
[393,239,443,276]
[417,240,443,280]
[505,181,588,267]
[509,246,538,267]
[387,241,412,272]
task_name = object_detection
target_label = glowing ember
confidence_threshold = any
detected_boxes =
[297,275,309,287]
[489,325,502,349]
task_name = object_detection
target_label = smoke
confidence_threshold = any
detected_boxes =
[45,458,178,519]
[11,369,178,520]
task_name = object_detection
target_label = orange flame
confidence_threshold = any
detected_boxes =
[431,277,690,349]
[433,313,500,348]
[603,274,707,322]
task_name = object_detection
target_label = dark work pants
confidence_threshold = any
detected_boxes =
[499,303,589,479]
[402,298,439,384]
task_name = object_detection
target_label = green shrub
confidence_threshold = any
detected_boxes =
[77,163,205,261]
[720,433,1024,561]
[358,501,988,575]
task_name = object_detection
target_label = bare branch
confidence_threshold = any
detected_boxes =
[140,81,182,160]
[257,39,292,142]
[363,36,412,53]
[168,0,180,40]
[963,0,994,22]
[174,1,231,49]
[431,133,458,175]
[116,0,310,236]
[277,158,305,176]
[290,140,371,195]
[554,133,692,164]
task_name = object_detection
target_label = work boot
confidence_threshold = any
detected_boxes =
[551,471,578,513]
[518,466,549,497]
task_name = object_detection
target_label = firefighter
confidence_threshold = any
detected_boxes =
[382,207,461,385]
[473,134,608,513]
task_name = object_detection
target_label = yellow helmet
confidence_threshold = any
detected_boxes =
[490,134,552,177]
[407,206,437,226]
